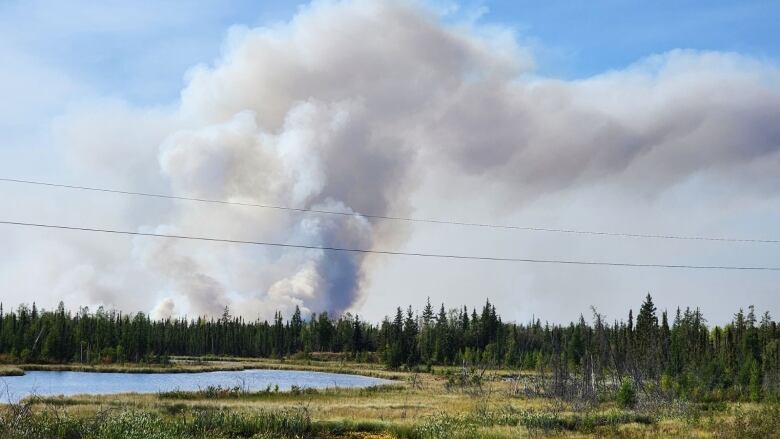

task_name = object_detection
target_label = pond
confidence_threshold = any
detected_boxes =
[0,369,392,403]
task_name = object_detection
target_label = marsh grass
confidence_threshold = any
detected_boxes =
[710,403,780,439]
[0,365,24,376]
[10,356,404,381]
[18,363,247,374]
[0,405,314,439]
[4,359,778,438]
[157,383,405,404]
[159,385,249,399]
[1,398,774,439]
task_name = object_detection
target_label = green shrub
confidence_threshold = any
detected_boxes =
[617,378,637,408]
[749,361,762,402]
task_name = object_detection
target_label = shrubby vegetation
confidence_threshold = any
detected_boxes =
[0,405,313,439]
[616,378,637,408]
[2,396,776,438]
[711,403,780,439]
[1,294,779,401]
[2,355,778,438]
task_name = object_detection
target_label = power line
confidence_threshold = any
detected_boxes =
[1,177,777,244]
[1,219,778,271]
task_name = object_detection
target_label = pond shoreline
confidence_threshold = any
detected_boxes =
[0,358,405,381]
[0,367,396,404]
[0,366,24,377]
[15,363,247,375]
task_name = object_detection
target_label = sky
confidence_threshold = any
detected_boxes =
[0,0,779,324]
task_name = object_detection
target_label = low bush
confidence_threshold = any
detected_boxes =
[616,378,637,408]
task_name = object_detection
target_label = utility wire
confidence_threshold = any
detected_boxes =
[1,220,778,271]
[1,177,777,244]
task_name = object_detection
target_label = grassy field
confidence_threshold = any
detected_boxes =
[1,358,778,438]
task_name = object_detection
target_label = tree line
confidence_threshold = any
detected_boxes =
[0,295,779,400]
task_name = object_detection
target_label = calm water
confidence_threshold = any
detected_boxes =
[0,369,392,403]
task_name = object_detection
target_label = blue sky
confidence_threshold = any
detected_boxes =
[4,0,779,107]
[478,0,780,78]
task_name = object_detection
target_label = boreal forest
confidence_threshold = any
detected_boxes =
[1,294,779,402]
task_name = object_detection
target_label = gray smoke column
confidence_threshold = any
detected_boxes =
[142,1,522,318]
[151,102,390,317]
[35,1,779,320]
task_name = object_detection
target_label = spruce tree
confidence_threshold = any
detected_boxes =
[635,294,660,379]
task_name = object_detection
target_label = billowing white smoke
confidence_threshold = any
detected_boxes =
[144,101,384,317]
[135,1,523,318]
[10,0,779,320]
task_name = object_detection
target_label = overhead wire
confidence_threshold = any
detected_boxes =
[0,177,777,244]
[1,220,778,271]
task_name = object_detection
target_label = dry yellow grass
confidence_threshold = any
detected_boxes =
[0,365,24,376]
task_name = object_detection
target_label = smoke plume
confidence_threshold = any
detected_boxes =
[4,0,780,320]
